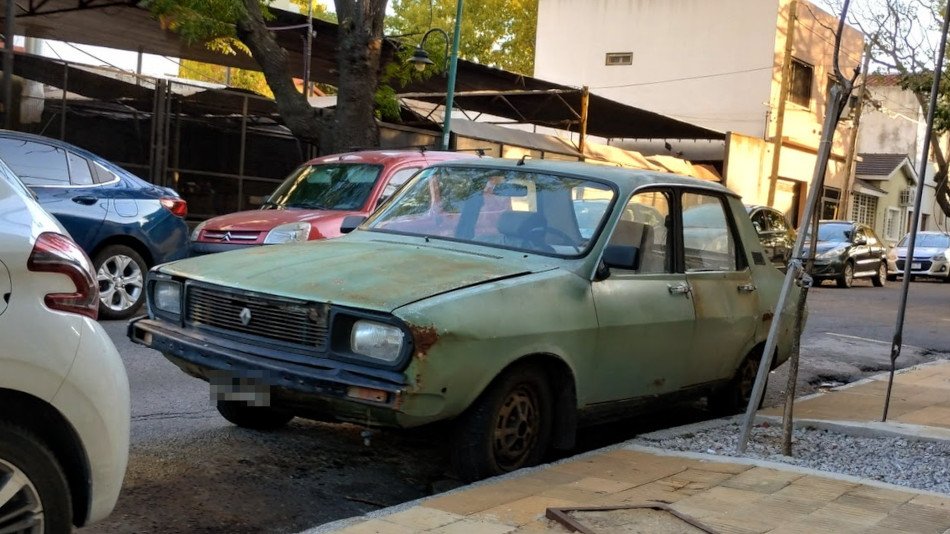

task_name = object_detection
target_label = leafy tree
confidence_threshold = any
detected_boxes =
[178,60,274,97]
[150,0,387,153]
[387,0,538,75]
[822,0,950,216]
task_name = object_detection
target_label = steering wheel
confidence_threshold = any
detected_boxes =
[524,226,581,253]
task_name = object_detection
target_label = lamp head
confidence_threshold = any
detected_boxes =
[408,46,435,72]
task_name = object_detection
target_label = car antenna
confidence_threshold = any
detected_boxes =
[517,155,531,166]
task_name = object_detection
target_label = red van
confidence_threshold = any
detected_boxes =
[191,149,476,254]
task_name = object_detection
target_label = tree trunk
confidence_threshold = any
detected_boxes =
[331,0,387,153]
[236,0,327,145]
[910,91,950,217]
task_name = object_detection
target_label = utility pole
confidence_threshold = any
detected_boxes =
[302,0,314,96]
[840,44,871,219]
[767,0,797,207]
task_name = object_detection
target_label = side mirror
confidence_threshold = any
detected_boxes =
[854,235,867,245]
[602,244,639,270]
[340,215,367,234]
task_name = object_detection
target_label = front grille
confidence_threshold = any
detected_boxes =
[201,230,261,243]
[185,284,328,351]
[897,260,933,271]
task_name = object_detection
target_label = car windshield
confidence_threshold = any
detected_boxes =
[267,163,383,210]
[898,233,950,248]
[804,223,853,243]
[365,166,616,257]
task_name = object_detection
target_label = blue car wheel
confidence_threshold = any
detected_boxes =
[94,245,147,320]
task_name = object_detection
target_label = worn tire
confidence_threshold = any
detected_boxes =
[216,401,294,430]
[872,262,886,287]
[451,364,554,482]
[708,354,763,415]
[0,423,72,534]
[836,261,854,288]
[94,244,148,320]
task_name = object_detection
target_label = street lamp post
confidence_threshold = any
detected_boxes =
[407,0,463,151]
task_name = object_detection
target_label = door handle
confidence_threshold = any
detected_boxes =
[72,195,98,205]
[667,283,691,295]
[738,283,757,293]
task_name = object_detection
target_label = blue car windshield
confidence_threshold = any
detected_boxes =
[898,233,950,248]
[365,166,615,257]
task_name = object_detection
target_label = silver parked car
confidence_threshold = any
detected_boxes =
[890,231,950,282]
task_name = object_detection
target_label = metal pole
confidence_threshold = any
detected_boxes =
[238,95,248,211]
[60,63,67,140]
[738,0,855,453]
[767,0,797,208]
[4,0,15,129]
[440,0,463,151]
[882,6,950,422]
[302,0,313,95]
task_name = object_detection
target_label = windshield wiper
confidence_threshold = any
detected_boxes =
[261,200,281,210]
[285,201,329,209]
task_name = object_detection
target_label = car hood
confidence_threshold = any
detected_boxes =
[160,237,547,312]
[802,241,846,256]
[202,209,359,232]
[894,246,946,258]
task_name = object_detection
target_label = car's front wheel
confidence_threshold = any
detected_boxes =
[94,244,147,320]
[872,262,886,287]
[451,364,553,482]
[216,401,294,430]
[0,423,72,534]
[836,261,854,288]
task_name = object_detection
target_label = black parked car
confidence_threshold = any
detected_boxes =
[804,220,887,288]
[746,205,796,270]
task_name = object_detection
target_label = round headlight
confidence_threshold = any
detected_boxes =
[263,222,311,244]
[153,280,182,315]
[350,320,404,363]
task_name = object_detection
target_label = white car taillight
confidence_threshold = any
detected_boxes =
[27,232,99,319]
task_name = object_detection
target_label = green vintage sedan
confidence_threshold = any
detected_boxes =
[129,159,799,481]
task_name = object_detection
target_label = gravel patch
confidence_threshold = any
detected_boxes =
[636,421,950,495]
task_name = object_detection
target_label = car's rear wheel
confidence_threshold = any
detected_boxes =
[872,262,886,287]
[451,364,553,482]
[836,261,854,288]
[0,424,72,534]
[94,245,147,320]
[708,353,763,415]
[216,401,294,430]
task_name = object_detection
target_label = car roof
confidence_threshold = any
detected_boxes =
[429,158,737,196]
[304,149,477,166]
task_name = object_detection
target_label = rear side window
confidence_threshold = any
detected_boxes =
[66,152,95,185]
[93,162,119,184]
[750,209,770,233]
[0,139,70,186]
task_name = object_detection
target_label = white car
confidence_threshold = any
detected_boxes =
[0,160,130,531]
[890,231,950,282]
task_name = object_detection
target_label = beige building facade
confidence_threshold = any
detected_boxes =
[534,0,864,226]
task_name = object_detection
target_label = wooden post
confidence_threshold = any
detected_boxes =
[578,86,589,161]
[767,0,797,207]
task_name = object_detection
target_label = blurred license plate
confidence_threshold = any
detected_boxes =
[912,262,922,269]
[210,374,271,407]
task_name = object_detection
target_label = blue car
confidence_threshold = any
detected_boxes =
[0,131,189,319]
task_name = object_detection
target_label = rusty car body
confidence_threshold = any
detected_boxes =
[129,159,799,481]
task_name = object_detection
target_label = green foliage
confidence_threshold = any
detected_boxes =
[148,0,249,42]
[289,0,337,22]
[387,0,538,75]
[178,60,274,97]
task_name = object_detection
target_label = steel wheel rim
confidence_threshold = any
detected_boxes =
[0,458,44,534]
[97,254,143,312]
[492,385,540,471]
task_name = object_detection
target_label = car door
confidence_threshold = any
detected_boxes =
[864,226,886,272]
[0,138,109,251]
[851,226,876,275]
[681,191,759,385]
[590,189,696,401]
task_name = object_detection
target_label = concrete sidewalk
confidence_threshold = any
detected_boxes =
[311,362,950,533]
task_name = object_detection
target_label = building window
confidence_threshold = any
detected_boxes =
[850,193,878,227]
[605,52,633,66]
[788,58,813,107]
[884,207,900,241]
[821,186,840,219]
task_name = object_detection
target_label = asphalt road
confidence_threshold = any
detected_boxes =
[81,279,950,533]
